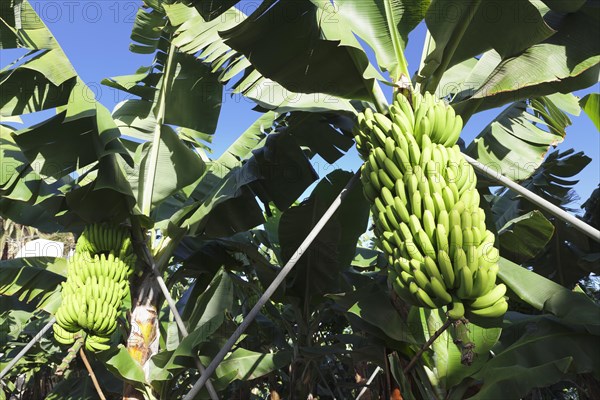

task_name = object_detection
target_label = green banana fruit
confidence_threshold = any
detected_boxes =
[356,91,508,320]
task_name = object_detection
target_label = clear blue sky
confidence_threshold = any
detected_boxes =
[3,1,599,209]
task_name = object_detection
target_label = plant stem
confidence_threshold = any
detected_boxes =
[55,334,84,376]
[79,348,106,400]
[130,219,219,400]
[403,318,452,374]
[141,40,178,216]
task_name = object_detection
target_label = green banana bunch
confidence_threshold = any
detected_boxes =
[75,223,134,262]
[354,92,508,320]
[54,224,134,351]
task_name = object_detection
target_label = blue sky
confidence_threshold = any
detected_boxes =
[3,1,599,209]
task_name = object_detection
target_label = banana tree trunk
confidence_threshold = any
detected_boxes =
[123,274,159,399]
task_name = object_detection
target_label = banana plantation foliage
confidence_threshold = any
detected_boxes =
[1,0,599,399]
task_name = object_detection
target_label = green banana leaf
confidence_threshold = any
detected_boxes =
[0,0,59,50]
[98,346,149,394]
[129,5,165,54]
[120,125,206,210]
[491,149,590,229]
[0,257,66,311]
[467,314,600,400]
[182,268,234,331]
[1,93,135,228]
[497,211,555,263]
[581,93,600,131]
[540,0,587,13]
[219,0,378,101]
[328,280,417,345]
[420,0,555,93]
[0,1,77,115]
[162,2,356,112]
[454,4,599,113]
[212,348,292,381]
[149,316,225,381]
[279,170,370,299]
[315,0,429,81]
[105,52,223,140]
[465,97,570,182]
[491,150,595,285]
[161,111,355,238]
[0,2,137,229]
[498,257,600,336]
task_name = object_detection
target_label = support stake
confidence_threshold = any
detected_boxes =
[182,171,360,399]
[0,317,55,381]
[463,153,600,242]
[80,348,106,400]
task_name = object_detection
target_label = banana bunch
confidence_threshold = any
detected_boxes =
[354,92,508,320]
[54,224,135,352]
[75,223,133,261]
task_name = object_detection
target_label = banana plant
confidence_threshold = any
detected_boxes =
[1,0,599,399]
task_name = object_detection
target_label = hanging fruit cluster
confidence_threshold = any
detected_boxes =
[53,224,136,351]
[354,92,508,320]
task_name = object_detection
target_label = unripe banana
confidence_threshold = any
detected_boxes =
[417,287,441,308]
[468,297,508,318]
[355,92,507,319]
[412,267,431,293]
[485,263,500,294]
[435,224,449,254]
[423,193,436,216]
[378,168,395,191]
[53,324,76,345]
[394,180,407,204]
[369,170,382,193]
[470,284,507,309]
[385,206,401,231]
[410,191,422,220]
[423,256,444,284]
[393,147,411,174]
[393,257,411,274]
[417,230,436,259]
[380,186,395,209]
[447,300,465,320]
[442,186,455,211]
[457,267,473,298]
[399,223,413,242]
[394,197,411,224]
[384,154,405,181]
[408,215,423,238]
[405,239,424,263]
[394,93,415,127]
[430,276,452,304]
[438,210,450,232]
[450,225,463,256]
[422,210,436,239]
[374,112,393,133]
[437,250,455,289]
[362,181,378,203]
